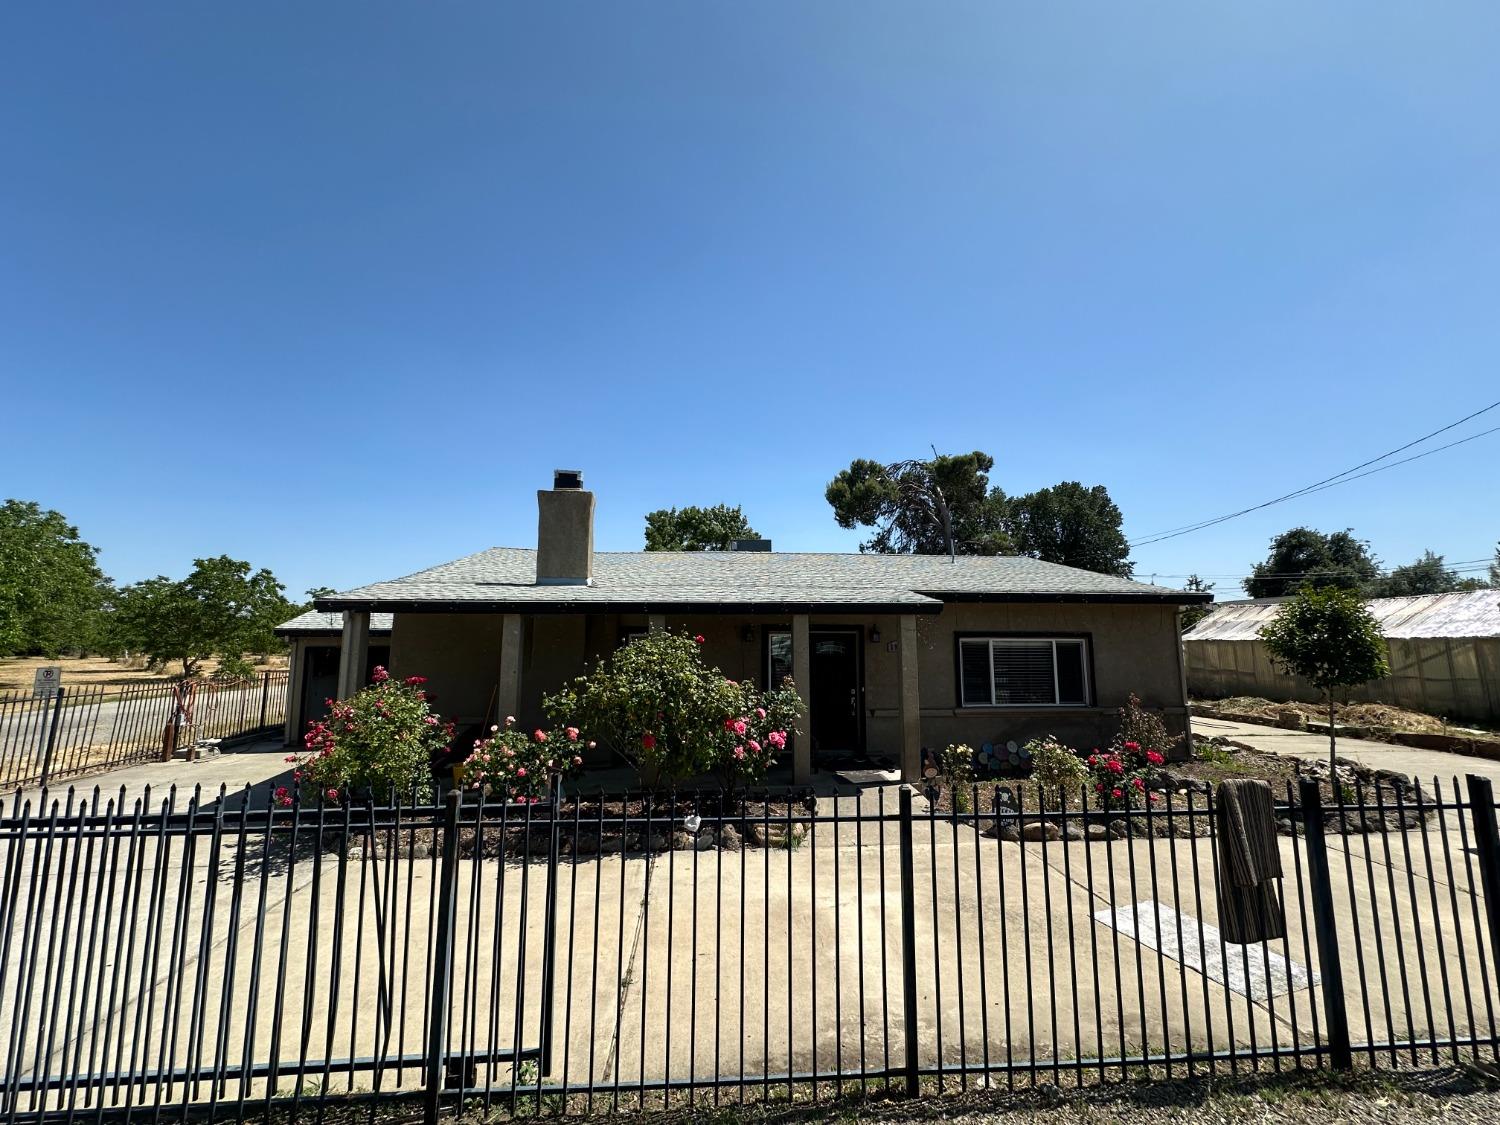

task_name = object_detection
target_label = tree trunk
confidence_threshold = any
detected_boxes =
[1328,693,1337,775]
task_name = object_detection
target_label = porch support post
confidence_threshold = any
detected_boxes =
[898,614,921,782]
[792,614,812,785]
[498,613,523,723]
[284,639,303,746]
[336,611,370,700]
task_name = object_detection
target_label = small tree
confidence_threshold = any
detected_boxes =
[113,556,297,676]
[1259,587,1389,771]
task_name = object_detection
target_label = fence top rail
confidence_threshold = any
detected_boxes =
[0,771,1491,837]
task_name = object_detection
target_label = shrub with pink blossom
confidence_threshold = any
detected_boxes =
[287,667,453,805]
[461,717,588,802]
[546,629,802,797]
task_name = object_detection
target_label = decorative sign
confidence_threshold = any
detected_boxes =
[32,666,62,699]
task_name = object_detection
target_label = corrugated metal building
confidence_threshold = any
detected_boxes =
[1184,590,1500,725]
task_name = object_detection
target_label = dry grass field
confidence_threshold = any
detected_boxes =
[0,652,289,692]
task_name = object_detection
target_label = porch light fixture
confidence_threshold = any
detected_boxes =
[869,625,881,644]
[742,625,755,644]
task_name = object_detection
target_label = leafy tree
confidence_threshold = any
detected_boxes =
[1369,550,1465,597]
[1244,527,1381,599]
[643,505,759,551]
[1180,574,1215,631]
[1490,543,1500,588]
[305,586,337,603]
[825,451,1012,555]
[0,499,111,657]
[1259,586,1389,771]
[1006,481,1133,576]
[113,556,297,677]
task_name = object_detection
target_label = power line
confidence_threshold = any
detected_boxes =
[1129,399,1500,547]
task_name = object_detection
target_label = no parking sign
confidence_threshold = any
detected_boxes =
[32,666,61,699]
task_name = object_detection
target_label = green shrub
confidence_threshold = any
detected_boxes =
[462,717,588,802]
[1026,736,1087,796]
[1116,693,1182,760]
[546,630,802,796]
[939,743,976,811]
[286,667,452,804]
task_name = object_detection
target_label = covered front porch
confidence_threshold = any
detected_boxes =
[327,609,927,784]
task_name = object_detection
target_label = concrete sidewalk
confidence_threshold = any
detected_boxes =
[12,735,293,810]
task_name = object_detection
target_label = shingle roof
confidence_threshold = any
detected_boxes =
[313,548,1208,615]
[275,610,395,636]
[1184,590,1500,642]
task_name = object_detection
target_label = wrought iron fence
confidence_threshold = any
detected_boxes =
[0,773,1497,1123]
[0,671,290,790]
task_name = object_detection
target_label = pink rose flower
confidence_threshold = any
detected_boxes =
[371,666,389,683]
[534,729,547,743]
[641,733,656,750]
[565,726,579,741]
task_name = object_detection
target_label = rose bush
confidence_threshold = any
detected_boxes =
[1085,739,1165,810]
[461,716,588,802]
[545,629,801,797]
[282,667,452,806]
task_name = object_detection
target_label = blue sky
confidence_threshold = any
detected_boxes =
[3,2,1497,600]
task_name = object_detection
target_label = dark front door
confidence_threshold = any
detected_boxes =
[809,630,862,758]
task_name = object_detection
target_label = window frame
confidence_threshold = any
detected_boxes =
[953,632,1094,709]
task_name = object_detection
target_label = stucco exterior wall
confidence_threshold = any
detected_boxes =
[388,614,505,724]
[903,602,1187,758]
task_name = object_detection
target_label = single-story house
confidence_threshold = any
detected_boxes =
[281,472,1210,782]
[1185,590,1500,726]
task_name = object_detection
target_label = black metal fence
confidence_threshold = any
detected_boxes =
[0,672,290,790]
[0,773,1498,1123]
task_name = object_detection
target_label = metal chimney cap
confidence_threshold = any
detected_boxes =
[552,469,584,490]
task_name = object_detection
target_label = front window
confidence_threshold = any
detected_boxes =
[958,637,1089,707]
[766,630,793,689]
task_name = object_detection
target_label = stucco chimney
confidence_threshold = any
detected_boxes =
[536,469,594,586]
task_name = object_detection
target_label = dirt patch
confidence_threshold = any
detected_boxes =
[0,653,288,693]
[1199,695,1493,736]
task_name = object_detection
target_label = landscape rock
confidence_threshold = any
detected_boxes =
[1275,708,1307,731]
[717,824,742,851]
[1020,821,1061,842]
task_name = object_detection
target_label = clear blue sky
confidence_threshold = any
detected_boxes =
[3,2,1497,600]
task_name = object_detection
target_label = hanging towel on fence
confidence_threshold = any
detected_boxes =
[1214,779,1286,944]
